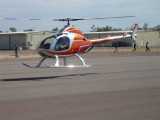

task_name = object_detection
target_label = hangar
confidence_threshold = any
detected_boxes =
[0,31,53,50]
[0,31,160,50]
[136,31,160,47]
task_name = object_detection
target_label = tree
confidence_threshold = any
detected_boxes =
[112,28,122,31]
[98,26,113,31]
[153,25,160,31]
[52,27,58,31]
[10,27,17,32]
[24,29,34,32]
[0,30,2,33]
[143,23,149,30]
[90,24,97,32]
[90,25,122,32]
[129,23,144,31]
[91,23,160,32]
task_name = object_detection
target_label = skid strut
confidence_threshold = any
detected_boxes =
[45,54,88,67]
[75,54,87,67]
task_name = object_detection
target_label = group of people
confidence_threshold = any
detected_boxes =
[113,41,150,52]
[132,41,150,52]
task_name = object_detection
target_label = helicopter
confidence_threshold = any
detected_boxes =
[1,16,138,68]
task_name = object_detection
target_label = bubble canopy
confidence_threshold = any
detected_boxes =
[38,34,70,51]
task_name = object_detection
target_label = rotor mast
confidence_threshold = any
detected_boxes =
[66,18,70,26]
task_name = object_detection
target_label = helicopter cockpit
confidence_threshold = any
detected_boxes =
[54,36,70,51]
[38,34,70,51]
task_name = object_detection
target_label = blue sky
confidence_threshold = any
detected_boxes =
[0,0,160,32]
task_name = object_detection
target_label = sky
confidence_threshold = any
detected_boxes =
[0,0,160,32]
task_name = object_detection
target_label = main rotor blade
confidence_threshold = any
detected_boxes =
[82,16,135,20]
[53,16,135,21]
[0,18,55,21]
[0,16,135,21]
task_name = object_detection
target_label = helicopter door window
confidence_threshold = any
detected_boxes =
[39,36,56,49]
[55,36,70,51]
[40,43,51,49]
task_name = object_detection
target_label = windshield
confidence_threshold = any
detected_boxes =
[39,35,56,49]
[55,36,70,51]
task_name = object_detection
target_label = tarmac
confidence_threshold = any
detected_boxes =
[0,48,160,120]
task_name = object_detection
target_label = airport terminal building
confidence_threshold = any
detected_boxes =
[0,31,160,50]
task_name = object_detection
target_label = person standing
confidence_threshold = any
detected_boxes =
[132,42,136,52]
[146,42,150,52]
[14,44,19,58]
[114,41,118,53]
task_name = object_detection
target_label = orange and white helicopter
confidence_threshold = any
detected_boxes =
[1,16,138,68]
[24,17,138,68]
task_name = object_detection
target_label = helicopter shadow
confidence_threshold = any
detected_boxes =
[1,73,99,82]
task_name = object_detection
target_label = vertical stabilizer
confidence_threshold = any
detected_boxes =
[132,23,138,42]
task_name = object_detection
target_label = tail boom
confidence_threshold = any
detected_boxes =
[89,23,138,45]
[90,34,131,45]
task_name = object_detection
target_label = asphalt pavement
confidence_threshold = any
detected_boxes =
[0,53,160,120]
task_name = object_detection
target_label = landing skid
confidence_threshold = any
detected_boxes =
[22,54,90,68]
[22,57,46,68]
[44,64,90,68]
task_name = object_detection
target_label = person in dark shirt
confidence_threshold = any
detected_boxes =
[114,41,118,53]
[132,42,136,52]
[146,42,150,52]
